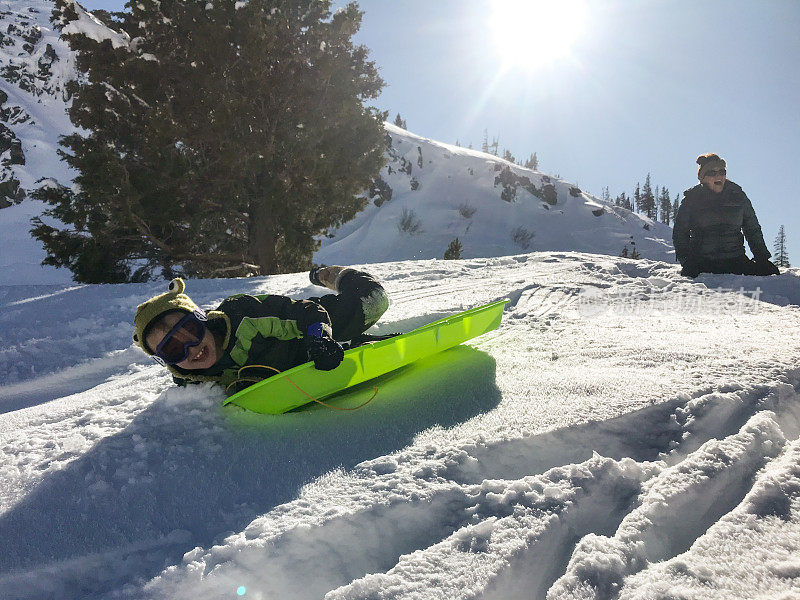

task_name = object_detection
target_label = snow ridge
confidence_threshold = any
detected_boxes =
[314,123,674,266]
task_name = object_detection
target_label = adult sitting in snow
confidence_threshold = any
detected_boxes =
[673,153,779,278]
[132,266,391,395]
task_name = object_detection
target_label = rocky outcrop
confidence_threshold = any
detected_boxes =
[493,165,552,204]
[0,0,84,207]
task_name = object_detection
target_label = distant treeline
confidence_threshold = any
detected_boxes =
[601,174,679,226]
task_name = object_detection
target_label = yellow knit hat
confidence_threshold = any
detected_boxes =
[132,278,200,354]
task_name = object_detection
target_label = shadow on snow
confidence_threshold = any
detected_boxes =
[0,345,501,599]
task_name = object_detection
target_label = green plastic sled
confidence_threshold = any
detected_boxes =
[223,298,509,414]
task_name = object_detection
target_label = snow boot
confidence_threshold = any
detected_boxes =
[309,265,350,291]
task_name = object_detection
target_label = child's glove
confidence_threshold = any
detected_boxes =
[304,322,344,371]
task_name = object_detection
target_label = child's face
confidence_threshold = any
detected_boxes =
[145,312,219,370]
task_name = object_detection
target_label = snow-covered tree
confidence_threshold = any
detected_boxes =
[33,0,386,282]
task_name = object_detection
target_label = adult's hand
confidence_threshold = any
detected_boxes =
[680,259,700,278]
[753,256,780,276]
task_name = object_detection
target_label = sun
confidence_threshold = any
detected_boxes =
[489,0,587,71]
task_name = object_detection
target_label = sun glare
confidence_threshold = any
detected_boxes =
[489,0,587,71]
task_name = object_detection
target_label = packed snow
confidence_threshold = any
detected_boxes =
[1,253,800,599]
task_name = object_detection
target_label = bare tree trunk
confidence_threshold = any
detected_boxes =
[247,199,278,275]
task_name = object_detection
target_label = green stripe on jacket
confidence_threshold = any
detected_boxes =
[230,317,303,366]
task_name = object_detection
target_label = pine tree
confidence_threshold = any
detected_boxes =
[34,0,386,282]
[620,246,629,258]
[659,187,671,225]
[481,130,489,153]
[524,152,538,170]
[640,174,656,220]
[393,113,407,129]
[672,194,680,224]
[444,237,462,260]
[490,136,499,156]
[633,182,641,214]
[502,149,515,163]
[773,225,791,267]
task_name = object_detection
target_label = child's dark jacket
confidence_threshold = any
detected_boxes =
[167,293,330,390]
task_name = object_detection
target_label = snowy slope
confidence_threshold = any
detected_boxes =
[0,0,83,199]
[1,254,800,599]
[1,1,673,284]
[314,123,674,266]
[0,0,115,285]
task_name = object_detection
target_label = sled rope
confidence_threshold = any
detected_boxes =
[227,365,378,411]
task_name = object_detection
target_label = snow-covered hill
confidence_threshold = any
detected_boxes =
[1,254,799,599]
[314,123,674,266]
[0,0,116,284]
[0,0,83,207]
[0,0,674,285]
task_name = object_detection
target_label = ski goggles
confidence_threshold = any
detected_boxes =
[154,309,208,365]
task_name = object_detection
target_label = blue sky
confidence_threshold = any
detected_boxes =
[82,0,800,263]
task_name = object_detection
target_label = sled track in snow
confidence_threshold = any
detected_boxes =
[386,281,493,305]
[322,380,800,600]
[136,376,800,600]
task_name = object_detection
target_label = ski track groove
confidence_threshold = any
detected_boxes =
[481,383,800,600]
[135,382,799,600]
[543,412,791,600]
[316,382,799,600]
